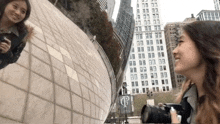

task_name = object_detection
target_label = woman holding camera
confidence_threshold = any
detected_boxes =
[0,0,33,69]
[172,21,220,124]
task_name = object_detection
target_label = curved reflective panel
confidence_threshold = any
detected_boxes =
[0,0,112,123]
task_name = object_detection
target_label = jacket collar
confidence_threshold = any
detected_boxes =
[183,84,198,111]
[0,25,19,36]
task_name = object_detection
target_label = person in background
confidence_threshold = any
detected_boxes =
[0,0,33,69]
[171,21,220,124]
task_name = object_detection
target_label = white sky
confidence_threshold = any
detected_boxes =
[112,0,215,26]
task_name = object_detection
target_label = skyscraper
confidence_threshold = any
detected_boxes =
[214,0,220,10]
[123,0,172,95]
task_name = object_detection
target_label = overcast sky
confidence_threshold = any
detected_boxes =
[112,0,215,26]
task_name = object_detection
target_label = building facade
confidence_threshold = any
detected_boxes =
[214,0,220,10]
[197,10,220,21]
[123,0,172,95]
[115,0,135,47]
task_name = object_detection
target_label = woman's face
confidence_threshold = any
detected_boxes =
[2,0,27,25]
[173,31,205,75]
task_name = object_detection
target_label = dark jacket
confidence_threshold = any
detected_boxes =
[181,84,198,124]
[0,25,34,69]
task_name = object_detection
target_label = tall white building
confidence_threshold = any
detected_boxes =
[214,0,220,10]
[123,0,172,95]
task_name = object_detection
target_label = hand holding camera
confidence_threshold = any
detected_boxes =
[170,107,181,123]
[0,36,11,53]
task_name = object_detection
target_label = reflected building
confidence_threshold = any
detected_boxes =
[97,0,115,20]
[114,0,135,88]
[123,0,172,95]
[164,15,196,88]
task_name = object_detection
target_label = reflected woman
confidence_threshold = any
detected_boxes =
[0,0,33,69]
[172,21,220,124]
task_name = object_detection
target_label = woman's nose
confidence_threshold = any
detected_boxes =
[15,10,21,16]
[172,47,178,55]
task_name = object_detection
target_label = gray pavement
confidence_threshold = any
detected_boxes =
[0,0,112,123]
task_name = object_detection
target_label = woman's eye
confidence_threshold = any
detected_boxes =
[21,10,26,14]
[13,5,17,9]
[178,40,183,45]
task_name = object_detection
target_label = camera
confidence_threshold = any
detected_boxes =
[0,36,6,42]
[141,103,186,123]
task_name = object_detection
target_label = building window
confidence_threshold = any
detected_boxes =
[151,46,154,51]
[141,74,144,79]
[132,89,135,93]
[152,53,155,58]
[135,81,138,86]
[139,54,142,59]
[151,73,154,78]
[132,54,135,59]
[161,72,164,78]
[134,67,137,72]
[164,72,167,77]
[153,87,156,92]
[162,59,165,64]
[143,88,146,93]
[136,88,139,93]
[144,74,147,79]
[166,86,169,91]
[142,81,145,86]
[134,74,138,80]
[152,80,155,85]
[132,82,135,86]
[148,53,151,58]
[163,66,166,70]
[143,60,146,65]
[156,87,159,92]
[155,80,158,85]
[133,61,136,66]
[165,79,168,84]
[163,87,166,91]
[142,53,145,58]
[162,80,164,84]
[160,46,163,50]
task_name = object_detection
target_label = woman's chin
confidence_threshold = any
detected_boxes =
[174,68,183,75]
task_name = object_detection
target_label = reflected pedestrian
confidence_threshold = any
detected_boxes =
[0,0,33,69]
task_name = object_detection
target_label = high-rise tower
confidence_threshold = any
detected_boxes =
[123,0,172,95]
[214,0,220,10]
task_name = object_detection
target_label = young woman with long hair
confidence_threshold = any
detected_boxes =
[0,0,33,69]
[171,21,220,124]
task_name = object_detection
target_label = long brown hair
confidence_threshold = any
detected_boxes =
[181,21,220,124]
